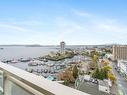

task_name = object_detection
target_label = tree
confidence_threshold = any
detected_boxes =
[92,68,100,79]
[73,65,78,79]
[81,51,89,56]
[108,73,116,84]
[104,48,112,53]
[92,55,98,63]
[90,50,100,57]
[63,79,70,85]
[92,54,98,68]
[99,68,107,80]
[92,68,107,80]
[59,68,75,82]
[103,66,112,72]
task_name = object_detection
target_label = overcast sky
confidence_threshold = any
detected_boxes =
[0,0,127,45]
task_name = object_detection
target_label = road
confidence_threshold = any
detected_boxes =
[111,62,127,95]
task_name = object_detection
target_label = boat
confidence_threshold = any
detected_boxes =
[47,63,54,67]
[18,58,31,62]
[39,58,48,62]
[25,68,34,73]
[44,69,48,73]
[2,59,12,63]
[28,61,38,66]
[43,58,48,62]
[50,70,55,74]
[11,60,18,63]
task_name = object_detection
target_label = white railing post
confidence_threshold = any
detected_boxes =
[3,75,12,95]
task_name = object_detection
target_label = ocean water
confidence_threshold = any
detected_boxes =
[0,46,58,60]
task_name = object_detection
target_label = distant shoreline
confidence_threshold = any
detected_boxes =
[0,44,114,47]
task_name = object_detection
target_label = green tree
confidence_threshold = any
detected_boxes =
[92,68,100,79]
[92,68,107,80]
[81,51,89,56]
[99,68,107,80]
[63,80,70,85]
[73,65,78,79]
[92,54,98,68]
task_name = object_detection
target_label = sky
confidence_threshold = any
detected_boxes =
[0,0,127,45]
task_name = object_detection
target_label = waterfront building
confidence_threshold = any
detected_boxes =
[60,41,65,54]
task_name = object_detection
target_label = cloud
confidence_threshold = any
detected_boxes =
[12,20,43,26]
[1,9,127,45]
[0,24,29,32]
[51,9,127,44]
[74,10,127,34]
[72,9,91,17]
[55,17,82,32]
[0,23,36,34]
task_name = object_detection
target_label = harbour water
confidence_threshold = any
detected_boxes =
[0,46,58,60]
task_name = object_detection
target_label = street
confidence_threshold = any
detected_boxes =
[111,62,127,95]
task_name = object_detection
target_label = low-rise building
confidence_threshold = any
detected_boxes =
[105,54,113,60]
[117,60,127,78]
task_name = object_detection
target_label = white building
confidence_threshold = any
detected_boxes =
[117,60,127,77]
[105,54,113,60]
[60,41,65,54]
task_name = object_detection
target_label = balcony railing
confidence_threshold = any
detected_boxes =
[0,62,89,95]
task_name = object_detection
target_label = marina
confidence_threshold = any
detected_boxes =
[3,55,83,80]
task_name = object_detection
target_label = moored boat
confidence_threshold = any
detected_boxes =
[18,58,31,62]
[11,60,18,63]
[28,61,38,66]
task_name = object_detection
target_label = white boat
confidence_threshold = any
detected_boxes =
[19,58,31,62]
[28,61,38,66]
[11,60,18,63]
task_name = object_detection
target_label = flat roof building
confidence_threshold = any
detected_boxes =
[113,45,127,60]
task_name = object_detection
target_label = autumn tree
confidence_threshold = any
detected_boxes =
[103,66,112,72]
[108,73,116,84]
